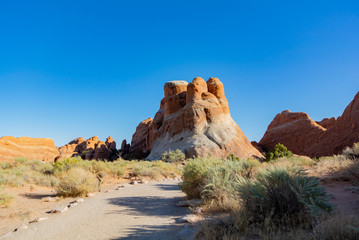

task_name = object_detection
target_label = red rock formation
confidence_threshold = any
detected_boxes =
[130,77,263,160]
[0,136,59,162]
[316,117,337,129]
[311,92,359,156]
[129,118,153,154]
[259,92,359,157]
[57,136,117,161]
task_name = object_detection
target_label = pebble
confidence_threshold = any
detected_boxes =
[86,193,95,197]
[42,197,59,202]
[177,214,203,223]
[14,224,28,232]
[129,181,138,185]
[68,202,78,208]
[50,206,68,214]
[194,207,203,214]
[140,180,149,184]
[29,217,49,223]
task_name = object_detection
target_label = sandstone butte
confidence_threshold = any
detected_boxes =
[0,136,59,162]
[259,91,359,158]
[57,136,117,161]
[129,77,263,160]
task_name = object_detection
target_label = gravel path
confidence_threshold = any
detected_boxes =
[1,180,194,240]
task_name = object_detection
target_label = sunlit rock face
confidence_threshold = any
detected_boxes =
[130,77,263,160]
[259,91,359,157]
[57,136,117,160]
[0,136,59,162]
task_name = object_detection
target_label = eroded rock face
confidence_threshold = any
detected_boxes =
[0,136,59,162]
[57,136,117,161]
[130,77,263,160]
[259,92,359,157]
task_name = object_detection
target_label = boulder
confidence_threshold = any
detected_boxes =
[129,77,263,160]
[57,136,117,161]
[0,136,59,162]
[259,91,359,157]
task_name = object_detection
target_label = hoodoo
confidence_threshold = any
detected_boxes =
[130,77,263,160]
[57,136,117,160]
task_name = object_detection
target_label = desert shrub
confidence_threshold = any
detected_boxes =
[200,164,241,211]
[180,157,223,199]
[129,160,179,180]
[13,157,29,166]
[56,168,99,197]
[0,161,12,170]
[227,154,240,161]
[107,161,126,178]
[201,160,259,210]
[237,166,333,227]
[0,191,14,208]
[342,142,359,160]
[53,157,82,172]
[161,149,186,163]
[265,143,293,161]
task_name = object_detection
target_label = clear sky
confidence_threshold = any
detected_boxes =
[0,0,358,147]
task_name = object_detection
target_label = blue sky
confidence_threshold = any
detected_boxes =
[0,0,358,147]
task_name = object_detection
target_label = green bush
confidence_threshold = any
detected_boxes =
[237,166,333,227]
[161,149,186,163]
[265,143,293,161]
[57,168,100,197]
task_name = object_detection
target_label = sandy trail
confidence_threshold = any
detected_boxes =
[1,180,193,240]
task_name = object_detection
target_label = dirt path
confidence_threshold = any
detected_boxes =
[1,180,195,240]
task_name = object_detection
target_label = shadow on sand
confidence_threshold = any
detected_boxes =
[106,192,193,240]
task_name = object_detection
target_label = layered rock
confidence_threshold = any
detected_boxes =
[0,136,59,162]
[57,136,117,161]
[259,92,359,157]
[130,77,263,160]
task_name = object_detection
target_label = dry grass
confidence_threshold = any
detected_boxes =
[309,155,359,181]
[0,157,181,198]
[0,191,13,208]
[195,213,359,240]
[56,167,100,197]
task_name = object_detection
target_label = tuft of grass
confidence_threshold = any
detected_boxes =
[56,168,100,197]
[310,155,359,181]
[0,191,14,208]
[312,214,359,240]
[342,142,359,160]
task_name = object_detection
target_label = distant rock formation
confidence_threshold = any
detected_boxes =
[259,91,359,157]
[57,136,117,161]
[130,77,263,160]
[0,136,59,162]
